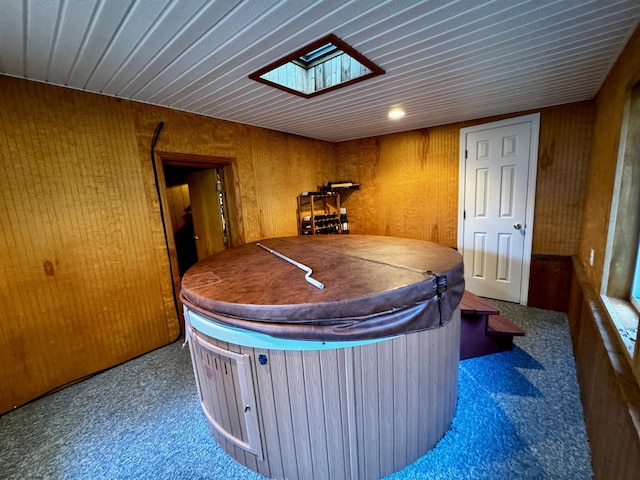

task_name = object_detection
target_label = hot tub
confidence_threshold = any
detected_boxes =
[181,235,464,480]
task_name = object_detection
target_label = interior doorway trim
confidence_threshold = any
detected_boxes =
[153,151,238,334]
[457,113,540,305]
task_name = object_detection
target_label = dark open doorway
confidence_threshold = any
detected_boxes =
[153,152,240,334]
[163,165,206,275]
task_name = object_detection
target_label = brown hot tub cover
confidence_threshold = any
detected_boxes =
[180,235,464,341]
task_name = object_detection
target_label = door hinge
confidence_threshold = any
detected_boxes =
[465,150,468,159]
[463,210,466,220]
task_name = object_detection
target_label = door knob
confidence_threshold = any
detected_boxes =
[513,223,522,230]
[193,234,200,240]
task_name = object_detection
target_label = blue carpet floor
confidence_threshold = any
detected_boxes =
[0,301,592,479]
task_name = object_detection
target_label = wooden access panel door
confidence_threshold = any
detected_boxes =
[187,324,262,457]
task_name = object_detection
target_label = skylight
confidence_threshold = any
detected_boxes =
[249,34,384,98]
[297,43,338,66]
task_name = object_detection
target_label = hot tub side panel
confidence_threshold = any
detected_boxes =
[187,309,460,480]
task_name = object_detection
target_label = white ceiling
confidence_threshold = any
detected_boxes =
[1,0,639,142]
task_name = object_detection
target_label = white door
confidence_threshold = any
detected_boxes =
[458,114,539,303]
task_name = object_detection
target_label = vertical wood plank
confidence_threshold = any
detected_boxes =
[251,347,283,478]
[330,56,339,85]
[377,340,395,477]
[232,125,338,243]
[269,350,299,480]
[285,350,314,479]
[405,331,421,463]
[341,53,351,82]
[340,348,357,480]
[164,182,191,234]
[439,319,452,437]
[352,345,365,479]
[0,76,183,413]
[417,327,432,454]
[320,348,348,480]
[302,350,330,480]
[361,341,380,479]
[449,311,461,420]
[433,326,445,445]
[392,335,408,470]
[534,103,594,256]
[569,259,640,480]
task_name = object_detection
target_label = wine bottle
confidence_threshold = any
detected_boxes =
[340,208,349,233]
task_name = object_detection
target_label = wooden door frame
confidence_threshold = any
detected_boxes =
[457,113,540,305]
[153,151,243,333]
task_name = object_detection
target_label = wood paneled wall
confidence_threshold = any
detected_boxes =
[567,26,640,478]
[568,258,640,480]
[232,124,337,242]
[336,127,460,245]
[0,79,176,412]
[336,103,594,255]
[580,26,640,293]
[0,76,336,413]
[533,103,594,255]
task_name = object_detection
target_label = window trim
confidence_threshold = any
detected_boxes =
[601,80,640,358]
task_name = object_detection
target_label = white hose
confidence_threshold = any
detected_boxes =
[256,243,324,289]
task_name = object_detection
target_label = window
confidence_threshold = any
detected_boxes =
[632,238,640,311]
[602,81,640,357]
[297,43,338,66]
[249,34,384,98]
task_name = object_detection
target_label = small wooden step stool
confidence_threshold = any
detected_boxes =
[459,290,525,360]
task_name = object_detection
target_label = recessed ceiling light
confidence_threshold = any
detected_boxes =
[388,108,405,120]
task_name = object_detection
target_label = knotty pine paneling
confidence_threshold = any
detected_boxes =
[336,102,594,255]
[0,76,336,413]
[580,26,640,292]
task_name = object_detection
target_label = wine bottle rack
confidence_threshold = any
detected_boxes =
[297,193,341,235]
